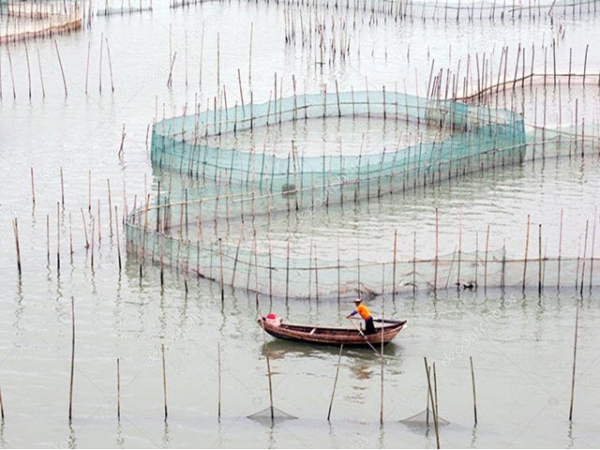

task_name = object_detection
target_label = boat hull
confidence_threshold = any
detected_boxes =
[258,317,406,346]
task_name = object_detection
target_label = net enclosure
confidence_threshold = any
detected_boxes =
[126,89,534,298]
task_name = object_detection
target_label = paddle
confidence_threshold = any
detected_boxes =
[346,317,382,357]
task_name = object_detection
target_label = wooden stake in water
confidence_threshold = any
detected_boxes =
[538,224,542,294]
[85,41,91,95]
[57,203,61,274]
[380,304,385,425]
[105,38,115,92]
[117,358,121,421]
[522,214,530,291]
[115,206,122,271]
[433,362,441,445]
[392,230,398,300]
[118,124,126,158]
[97,199,102,244]
[12,219,21,275]
[46,214,50,265]
[435,208,439,290]
[327,344,344,422]
[6,47,16,100]
[107,179,113,236]
[0,386,4,420]
[162,344,168,421]
[568,298,580,421]
[80,209,89,249]
[579,221,589,296]
[558,209,563,289]
[218,238,225,303]
[30,167,35,205]
[470,356,478,425]
[91,217,95,270]
[68,296,75,422]
[24,42,31,100]
[60,167,65,208]
[266,352,274,423]
[37,50,45,98]
[424,357,440,449]
[88,170,92,212]
[218,343,222,421]
[54,40,68,97]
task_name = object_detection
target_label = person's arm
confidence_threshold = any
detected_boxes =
[346,310,357,319]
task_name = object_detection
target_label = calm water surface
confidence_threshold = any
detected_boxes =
[1,1,600,447]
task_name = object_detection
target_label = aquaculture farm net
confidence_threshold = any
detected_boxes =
[125,90,550,298]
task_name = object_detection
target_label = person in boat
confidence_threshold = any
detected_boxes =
[346,297,376,334]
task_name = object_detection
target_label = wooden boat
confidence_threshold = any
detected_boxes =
[258,316,407,346]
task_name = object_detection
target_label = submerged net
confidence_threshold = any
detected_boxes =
[247,406,298,424]
[400,407,450,428]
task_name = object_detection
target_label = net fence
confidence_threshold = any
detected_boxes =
[123,89,600,299]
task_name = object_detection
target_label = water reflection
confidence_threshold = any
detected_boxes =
[0,420,6,448]
[349,361,373,382]
[67,422,77,449]
[13,276,24,336]
[161,421,170,448]
[115,422,124,449]
[260,340,342,361]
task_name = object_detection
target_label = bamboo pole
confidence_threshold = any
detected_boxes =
[115,206,121,271]
[85,41,91,95]
[69,212,73,260]
[117,358,121,420]
[558,209,563,289]
[392,229,398,300]
[88,170,92,212]
[580,221,589,296]
[433,362,440,443]
[118,124,126,158]
[327,344,344,421]
[162,344,168,421]
[106,38,115,92]
[24,42,31,100]
[522,214,530,291]
[266,351,274,423]
[538,224,542,294]
[218,343,222,421]
[380,301,385,425]
[107,180,113,236]
[54,40,68,97]
[470,356,477,425]
[46,214,50,265]
[568,298,580,421]
[57,203,60,274]
[36,49,45,99]
[97,199,102,244]
[435,208,439,290]
[60,167,65,208]
[0,386,4,420]
[12,219,21,275]
[30,167,35,205]
[248,22,253,85]
[424,357,440,449]
[218,238,225,302]
[91,217,95,270]
[167,52,177,88]
[589,208,597,291]
[81,209,89,249]
[6,46,15,100]
[68,296,75,421]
